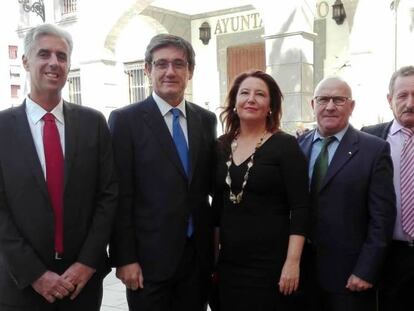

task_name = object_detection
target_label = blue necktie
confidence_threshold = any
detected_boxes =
[171,108,193,236]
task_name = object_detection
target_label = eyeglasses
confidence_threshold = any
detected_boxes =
[151,59,188,71]
[314,96,351,106]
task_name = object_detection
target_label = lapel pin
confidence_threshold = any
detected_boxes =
[348,151,352,155]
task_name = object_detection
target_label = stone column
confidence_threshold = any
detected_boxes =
[256,0,316,133]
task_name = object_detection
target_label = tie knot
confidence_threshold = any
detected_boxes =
[171,108,181,119]
[43,112,55,122]
[321,136,335,147]
[401,127,414,139]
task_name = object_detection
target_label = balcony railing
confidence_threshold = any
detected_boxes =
[62,0,77,15]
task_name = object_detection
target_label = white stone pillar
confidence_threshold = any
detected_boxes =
[347,0,394,127]
[257,0,316,133]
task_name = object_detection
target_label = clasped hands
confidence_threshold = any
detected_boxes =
[31,262,95,303]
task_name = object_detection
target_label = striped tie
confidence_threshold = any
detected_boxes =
[401,127,414,237]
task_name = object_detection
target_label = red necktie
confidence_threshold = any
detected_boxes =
[42,113,64,254]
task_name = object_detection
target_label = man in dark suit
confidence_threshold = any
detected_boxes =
[361,66,414,311]
[298,77,396,311]
[0,24,117,310]
[109,34,217,311]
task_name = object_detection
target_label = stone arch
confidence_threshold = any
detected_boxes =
[104,0,157,54]
[103,3,197,60]
[139,7,191,41]
[113,14,168,63]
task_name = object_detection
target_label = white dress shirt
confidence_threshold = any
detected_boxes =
[152,92,189,146]
[308,125,349,180]
[25,96,65,178]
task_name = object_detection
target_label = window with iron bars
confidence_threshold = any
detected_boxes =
[68,70,82,105]
[62,0,77,15]
[8,46,18,59]
[124,61,152,104]
[11,85,20,98]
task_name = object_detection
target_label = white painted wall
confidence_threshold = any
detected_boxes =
[0,1,21,110]
[2,0,414,129]
[191,8,263,127]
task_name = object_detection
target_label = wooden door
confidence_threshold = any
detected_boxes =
[227,42,265,87]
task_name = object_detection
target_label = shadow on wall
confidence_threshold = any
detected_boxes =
[267,10,302,95]
[266,7,318,134]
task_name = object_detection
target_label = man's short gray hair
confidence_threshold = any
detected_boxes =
[388,65,414,96]
[24,23,73,58]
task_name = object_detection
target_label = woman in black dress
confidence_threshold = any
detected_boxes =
[213,70,309,311]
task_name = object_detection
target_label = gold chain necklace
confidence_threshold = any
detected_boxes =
[225,132,267,204]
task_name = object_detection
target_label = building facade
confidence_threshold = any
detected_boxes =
[1,0,414,132]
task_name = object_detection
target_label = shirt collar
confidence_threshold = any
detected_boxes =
[152,92,186,118]
[312,124,349,143]
[25,96,64,125]
[389,119,405,136]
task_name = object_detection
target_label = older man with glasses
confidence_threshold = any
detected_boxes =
[297,77,396,311]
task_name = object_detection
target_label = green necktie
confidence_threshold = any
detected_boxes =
[311,136,335,194]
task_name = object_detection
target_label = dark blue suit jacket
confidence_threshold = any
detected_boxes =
[298,125,396,293]
[361,121,393,140]
[108,95,217,281]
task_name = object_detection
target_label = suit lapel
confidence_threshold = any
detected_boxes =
[299,130,315,160]
[321,126,359,190]
[13,102,49,199]
[63,101,78,189]
[142,97,187,179]
[186,102,202,183]
[382,121,393,139]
